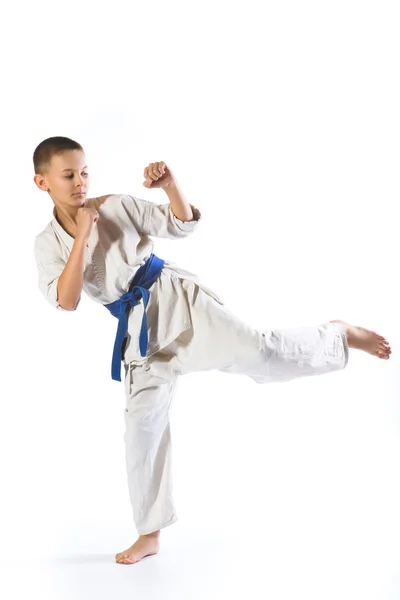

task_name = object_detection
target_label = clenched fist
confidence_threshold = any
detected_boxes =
[143,162,176,189]
[76,206,99,242]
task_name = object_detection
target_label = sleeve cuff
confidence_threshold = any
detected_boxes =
[48,277,81,311]
[170,204,202,232]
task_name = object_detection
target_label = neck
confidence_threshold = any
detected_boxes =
[54,203,81,237]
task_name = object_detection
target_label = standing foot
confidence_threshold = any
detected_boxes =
[115,530,160,565]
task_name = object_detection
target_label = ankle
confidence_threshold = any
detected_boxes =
[330,320,353,347]
[140,530,160,539]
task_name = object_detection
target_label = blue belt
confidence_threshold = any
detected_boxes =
[104,253,165,382]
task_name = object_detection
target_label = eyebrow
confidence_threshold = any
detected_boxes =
[62,166,88,172]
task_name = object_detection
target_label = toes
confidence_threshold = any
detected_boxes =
[116,553,126,561]
[377,349,391,359]
[117,556,135,565]
[378,341,391,349]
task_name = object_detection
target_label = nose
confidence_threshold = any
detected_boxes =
[75,175,86,188]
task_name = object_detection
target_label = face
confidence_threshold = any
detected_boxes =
[34,150,90,209]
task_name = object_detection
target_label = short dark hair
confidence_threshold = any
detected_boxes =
[33,136,84,175]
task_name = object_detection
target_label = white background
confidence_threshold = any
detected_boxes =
[0,1,399,598]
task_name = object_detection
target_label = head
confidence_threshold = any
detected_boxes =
[33,136,90,210]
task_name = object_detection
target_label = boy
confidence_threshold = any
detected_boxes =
[33,136,391,565]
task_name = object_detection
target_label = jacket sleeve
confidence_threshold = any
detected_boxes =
[122,194,202,239]
[34,235,81,311]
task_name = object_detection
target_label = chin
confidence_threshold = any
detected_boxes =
[72,193,86,201]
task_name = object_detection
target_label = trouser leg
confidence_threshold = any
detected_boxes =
[123,360,179,535]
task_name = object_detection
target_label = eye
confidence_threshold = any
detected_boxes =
[64,172,89,179]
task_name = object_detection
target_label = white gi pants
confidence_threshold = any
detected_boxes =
[123,279,349,535]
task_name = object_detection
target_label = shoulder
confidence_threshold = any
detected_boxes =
[34,221,60,255]
[84,194,113,211]
[86,193,145,212]
[89,194,151,220]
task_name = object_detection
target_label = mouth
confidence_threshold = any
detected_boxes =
[73,192,86,196]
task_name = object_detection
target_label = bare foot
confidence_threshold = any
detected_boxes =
[331,320,391,359]
[115,530,160,565]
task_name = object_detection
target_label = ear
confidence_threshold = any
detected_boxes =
[33,174,49,192]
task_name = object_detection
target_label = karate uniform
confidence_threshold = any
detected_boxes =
[34,193,349,534]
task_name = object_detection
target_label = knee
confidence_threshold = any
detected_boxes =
[125,404,170,436]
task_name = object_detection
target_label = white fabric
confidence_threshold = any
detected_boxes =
[123,277,349,534]
[34,193,223,363]
[34,193,349,535]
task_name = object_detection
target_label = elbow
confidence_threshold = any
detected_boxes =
[57,294,80,311]
[58,302,78,311]
[56,282,80,311]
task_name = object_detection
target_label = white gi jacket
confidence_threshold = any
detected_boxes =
[34,194,224,364]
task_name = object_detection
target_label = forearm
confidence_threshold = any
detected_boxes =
[57,237,86,310]
[162,180,194,222]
